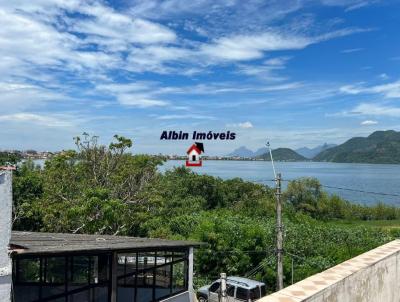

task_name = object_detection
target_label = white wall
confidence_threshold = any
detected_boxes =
[260,240,400,302]
[303,250,400,302]
[0,171,12,302]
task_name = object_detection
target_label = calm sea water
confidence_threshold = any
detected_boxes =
[32,159,400,205]
[160,160,400,205]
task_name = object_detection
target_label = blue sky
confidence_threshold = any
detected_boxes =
[0,0,400,155]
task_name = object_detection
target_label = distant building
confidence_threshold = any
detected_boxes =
[10,231,201,302]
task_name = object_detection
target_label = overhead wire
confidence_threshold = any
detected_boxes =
[255,178,400,198]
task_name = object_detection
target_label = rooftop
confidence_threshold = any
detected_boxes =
[227,276,265,288]
[10,231,202,255]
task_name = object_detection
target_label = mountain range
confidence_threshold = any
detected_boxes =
[227,146,267,157]
[228,146,308,161]
[314,130,400,164]
[228,143,334,160]
[227,130,400,164]
[295,143,337,159]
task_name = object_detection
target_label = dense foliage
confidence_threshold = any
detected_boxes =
[0,151,22,166]
[11,135,400,291]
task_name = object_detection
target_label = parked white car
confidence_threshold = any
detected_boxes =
[197,276,266,302]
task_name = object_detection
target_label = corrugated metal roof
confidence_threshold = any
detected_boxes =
[10,231,202,255]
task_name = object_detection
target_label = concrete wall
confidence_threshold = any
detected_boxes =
[0,171,12,302]
[162,291,191,302]
[260,240,400,302]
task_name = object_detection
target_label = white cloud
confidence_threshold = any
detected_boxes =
[339,84,364,94]
[117,94,168,107]
[0,113,73,127]
[96,82,155,94]
[378,73,389,80]
[264,57,291,66]
[350,103,400,118]
[361,120,378,125]
[201,32,311,61]
[96,82,171,107]
[96,81,303,103]
[238,122,253,129]
[340,80,400,98]
[127,46,192,73]
[0,82,68,112]
[128,0,302,26]
[341,48,364,53]
[320,0,378,11]
[0,0,374,85]
[227,121,254,129]
[0,8,76,70]
[154,114,215,120]
[345,1,378,11]
[69,5,176,46]
[236,56,291,80]
[200,28,369,62]
[0,0,178,82]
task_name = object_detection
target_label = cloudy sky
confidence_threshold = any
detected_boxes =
[1,0,399,155]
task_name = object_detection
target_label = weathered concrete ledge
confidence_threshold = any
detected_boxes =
[259,239,400,302]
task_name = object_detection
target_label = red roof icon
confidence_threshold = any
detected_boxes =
[187,144,202,155]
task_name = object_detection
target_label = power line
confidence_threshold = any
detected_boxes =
[245,255,275,278]
[319,184,400,198]
[260,178,400,198]
[176,176,400,199]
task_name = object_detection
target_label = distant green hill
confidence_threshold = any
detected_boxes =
[314,130,400,164]
[257,148,307,161]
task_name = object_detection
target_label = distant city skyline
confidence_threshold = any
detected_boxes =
[1,0,400,155]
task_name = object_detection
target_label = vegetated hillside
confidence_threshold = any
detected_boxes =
[257,148,307,161]
[314,130,400,164]
[296,143,337,159]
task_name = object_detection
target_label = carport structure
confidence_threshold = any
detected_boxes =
[10,231,200,302]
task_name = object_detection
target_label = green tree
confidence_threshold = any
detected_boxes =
[0,151,22,166]
[31,134,162,235]
[13,160,43,230]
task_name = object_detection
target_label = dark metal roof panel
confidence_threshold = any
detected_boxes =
[10,231,203,255]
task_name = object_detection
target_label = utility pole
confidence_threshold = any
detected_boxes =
[220,273,227,302]
[276,172,283,290]
[267,141,284,291]
[291,257,294,285]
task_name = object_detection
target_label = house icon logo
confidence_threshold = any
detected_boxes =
[186,142,204,167]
